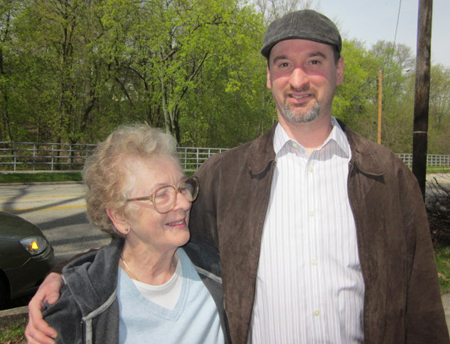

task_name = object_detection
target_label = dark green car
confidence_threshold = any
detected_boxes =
[0,211,55,308]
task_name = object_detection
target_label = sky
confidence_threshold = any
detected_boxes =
[317,0,449,68]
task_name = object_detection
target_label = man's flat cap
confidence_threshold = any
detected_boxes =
[261,10,342,59]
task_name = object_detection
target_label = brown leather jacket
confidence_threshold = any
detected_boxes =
[190,121,449,344]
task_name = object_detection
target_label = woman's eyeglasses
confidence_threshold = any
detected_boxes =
[126,176,199,214]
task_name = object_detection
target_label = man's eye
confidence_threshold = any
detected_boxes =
[279,62,289,68]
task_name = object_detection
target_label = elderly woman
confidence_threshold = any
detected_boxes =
[36,124,229,343]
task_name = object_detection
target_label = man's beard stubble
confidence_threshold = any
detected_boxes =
[282,101,321,124]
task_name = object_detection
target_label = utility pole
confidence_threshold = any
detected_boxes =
[377,69,411,145]
[378,70,382,145]
[413,0,433,199]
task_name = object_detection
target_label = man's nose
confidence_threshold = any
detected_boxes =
[289,67,309,90]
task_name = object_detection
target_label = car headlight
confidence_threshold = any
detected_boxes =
[20,236,48,255]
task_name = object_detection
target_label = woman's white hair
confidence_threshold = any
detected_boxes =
[82,123,179,238]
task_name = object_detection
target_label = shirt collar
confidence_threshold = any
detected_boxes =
[273,117,351,158]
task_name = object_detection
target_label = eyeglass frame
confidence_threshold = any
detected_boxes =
[126,176,199,214]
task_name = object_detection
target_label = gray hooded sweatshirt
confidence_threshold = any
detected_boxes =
[43,239,230,344]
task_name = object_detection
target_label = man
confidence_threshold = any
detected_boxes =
[26,10,449,344]
[190,9,448,344]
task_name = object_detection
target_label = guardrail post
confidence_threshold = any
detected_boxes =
[13,143,17,172]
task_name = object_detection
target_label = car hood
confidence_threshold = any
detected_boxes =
[0,212,46,240]
[0,212,51,270]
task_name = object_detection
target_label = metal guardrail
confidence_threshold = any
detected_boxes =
[177,147,229,172]
[396,153,450,168]
[0,142,229,173]
[0,141,449,172]
[0,142,97,172]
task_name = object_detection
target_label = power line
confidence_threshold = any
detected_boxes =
[393,0,402,50]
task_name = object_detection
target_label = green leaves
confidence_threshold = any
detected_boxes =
[0,1,449,154]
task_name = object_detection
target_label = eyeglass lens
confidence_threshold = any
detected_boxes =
[154,178,198,213]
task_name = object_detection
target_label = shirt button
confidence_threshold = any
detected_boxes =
[311,259,318,266]
[308,166,314,173]
[309,211,316,217]
[314,310,320,316]
[291,142,298,148]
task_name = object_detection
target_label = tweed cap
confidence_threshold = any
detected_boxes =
[261,10,342,59]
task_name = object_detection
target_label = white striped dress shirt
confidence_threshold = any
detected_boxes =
[250,118,365,343]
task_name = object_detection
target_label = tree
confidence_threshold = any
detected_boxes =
[24,0,111,144]
[252,0,319,24]
[99,0,266,144]
[368,41,416,152]
[0,0,25,141]
[333,40,379,141]
[428,64,450,154]
[2,0,449,155]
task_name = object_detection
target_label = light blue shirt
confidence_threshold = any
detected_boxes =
[118,248,225,344]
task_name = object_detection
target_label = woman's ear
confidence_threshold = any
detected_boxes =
[106,208,130,235]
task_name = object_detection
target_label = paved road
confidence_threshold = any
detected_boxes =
[1,173,449,257]
[1,173,448,265]
[0,182,111,266]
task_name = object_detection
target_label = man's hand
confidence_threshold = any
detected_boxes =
[25,272,63,344]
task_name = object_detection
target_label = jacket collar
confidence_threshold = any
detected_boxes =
[247,122,277,175]
[338,119,384,177]
[63,239,123,316]
[248,119,384,177]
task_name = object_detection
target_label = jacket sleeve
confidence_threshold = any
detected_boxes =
[42,285,83,344]
[402,172,450,343]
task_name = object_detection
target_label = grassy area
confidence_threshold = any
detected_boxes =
[0,172,82,183]
[436,245,450,294]
[0,314,27,344]
[428,166,450,173]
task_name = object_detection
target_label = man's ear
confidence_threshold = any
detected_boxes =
[267,65,272,90]
[106,208,130,235]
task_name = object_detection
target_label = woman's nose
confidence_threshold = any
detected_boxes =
[173,190,192,211]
